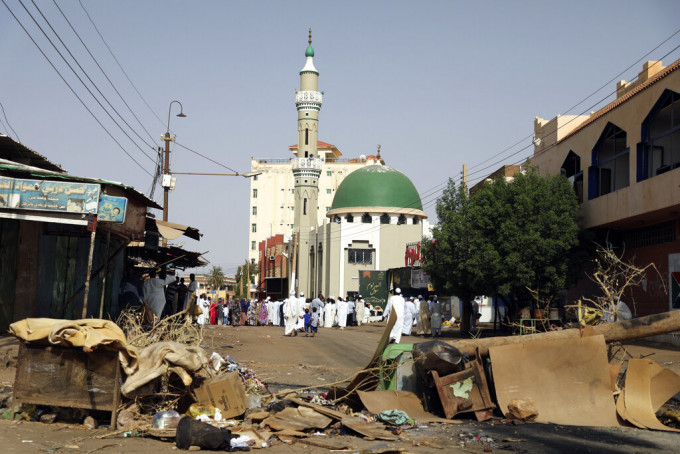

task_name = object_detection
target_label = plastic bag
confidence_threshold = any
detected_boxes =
[152,409,180,429]
[185,404,216,419]
[175,417,234,450]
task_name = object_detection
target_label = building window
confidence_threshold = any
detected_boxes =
[326,189,332,194]
[380,213,390,224]
[362,213,372,223]
[326,171,332,176]
[251,223,257,233]
[561,150,584,203]
[326,207,330,212]
[305,128,309,145]
[252,188,257,198]
[346,214,354,223]
[588,123,629,199]
[251,241,256,250]
[397,214,407,225]
[624,220,676,248]
[413,216,419,225]
[251,259,255,265]
[252,206,257,215]
[303,198,307,215]
[348,248,373,265]
[638,90,680,181]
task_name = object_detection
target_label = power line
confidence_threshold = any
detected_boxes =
[0,101,21,141]
[174,141,240,174]
[77,0,165,129]
[25,0,156,162]
[52,0,158,146]
[1,0,153,177]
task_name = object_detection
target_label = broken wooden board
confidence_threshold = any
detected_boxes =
[357,390,454,423]
[262,406,332,431]
[489,334,622,427]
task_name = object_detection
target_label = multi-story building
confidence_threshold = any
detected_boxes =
[530,59,680,315]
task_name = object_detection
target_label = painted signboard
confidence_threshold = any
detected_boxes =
[98,195,127,223]
[359,270,388,308]
[0,177,100,214]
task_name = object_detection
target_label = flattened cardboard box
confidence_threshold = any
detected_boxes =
[194,371,248,419]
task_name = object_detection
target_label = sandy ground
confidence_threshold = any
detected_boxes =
[1,322,680,453]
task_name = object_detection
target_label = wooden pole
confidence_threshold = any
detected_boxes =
[98,230,111,319]
[81,226,97,319]
[445,310,680,357]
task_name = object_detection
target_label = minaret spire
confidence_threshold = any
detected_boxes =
[308,28,312,46]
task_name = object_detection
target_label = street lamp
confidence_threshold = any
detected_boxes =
[162,101,187,230]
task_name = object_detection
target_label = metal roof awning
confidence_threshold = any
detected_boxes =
[127,241,208,270]
[0,134,64,172]
[145,217,202,241]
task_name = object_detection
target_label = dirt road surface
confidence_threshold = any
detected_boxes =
[2,322,680,453]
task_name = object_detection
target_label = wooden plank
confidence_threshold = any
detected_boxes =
[13,343,120,412]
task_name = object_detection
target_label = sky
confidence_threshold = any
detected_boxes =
[1,0,679,277]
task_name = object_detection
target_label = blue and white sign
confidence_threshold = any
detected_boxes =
[98,195,127,223]
[0,177,100,214]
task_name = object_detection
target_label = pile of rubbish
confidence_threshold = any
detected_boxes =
[5,310,680,451]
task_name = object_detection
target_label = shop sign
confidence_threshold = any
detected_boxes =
[0,177,99,214]
[98,195,127,223]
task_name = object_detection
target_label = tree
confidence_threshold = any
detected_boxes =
[206,265,225,291]
[423,168,582,335]
[234,260,259,299]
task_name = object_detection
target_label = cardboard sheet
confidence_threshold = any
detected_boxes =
[489,334,622,427]
[357,390,454,423]
[262,406,332,431]
[618,358,680,432]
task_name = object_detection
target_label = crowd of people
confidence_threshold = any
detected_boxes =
[383,288,444,344]
[119,268,440,344]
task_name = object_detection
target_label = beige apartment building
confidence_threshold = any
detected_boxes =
[530,59,680,315]
[248,143,382,264]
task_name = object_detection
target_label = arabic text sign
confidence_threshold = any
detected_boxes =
[0,177,100,214]
[98,195,127,223]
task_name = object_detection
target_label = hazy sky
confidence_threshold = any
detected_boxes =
[1,1,679,277]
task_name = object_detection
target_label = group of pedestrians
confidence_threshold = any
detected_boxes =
[118,267,200,324]
[383,288,443,344]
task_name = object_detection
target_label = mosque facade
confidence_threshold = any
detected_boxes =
[286,33,430,299]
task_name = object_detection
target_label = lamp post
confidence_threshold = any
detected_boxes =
[161,101,187,244]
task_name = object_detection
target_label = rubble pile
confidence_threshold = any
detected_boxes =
[4,310,680,451]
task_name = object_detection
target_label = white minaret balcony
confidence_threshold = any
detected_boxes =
[291,157,322,178]
[295,91,323,111]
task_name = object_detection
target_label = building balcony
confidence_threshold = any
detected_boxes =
[291,157,322,171]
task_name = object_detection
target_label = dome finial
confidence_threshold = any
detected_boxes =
[376,144,381,159]
[305,29,315,58]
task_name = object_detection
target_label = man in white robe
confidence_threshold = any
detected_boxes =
[356,295,365,326]
[142,269,176,321]
[283,290,299,336]
[324,299,334,328]
[336,297,348,329]
[384,288,405,343]
[402,296,417,336]
[295,291,307,331]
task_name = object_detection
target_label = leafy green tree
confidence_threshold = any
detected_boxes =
[234,260,259,299]
[206,265,225,291]
[423,169,582,335]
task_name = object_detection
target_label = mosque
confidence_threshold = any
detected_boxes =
[285,32,431,299]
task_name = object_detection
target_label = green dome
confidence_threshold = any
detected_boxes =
[329,165,424,213]
[305,45,315,57]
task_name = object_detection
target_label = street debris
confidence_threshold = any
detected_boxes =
[4,307,680,452]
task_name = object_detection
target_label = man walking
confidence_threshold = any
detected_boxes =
[384,288,405,343]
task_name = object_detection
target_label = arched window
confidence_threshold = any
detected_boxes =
[588,123,629,199]
[638,90,680,181]
[561,151,584,203]
[380,213,390,224]
[346,214,354,223]
[361,213,372,223]
[397,214,407,225]
[412,216,419,225]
